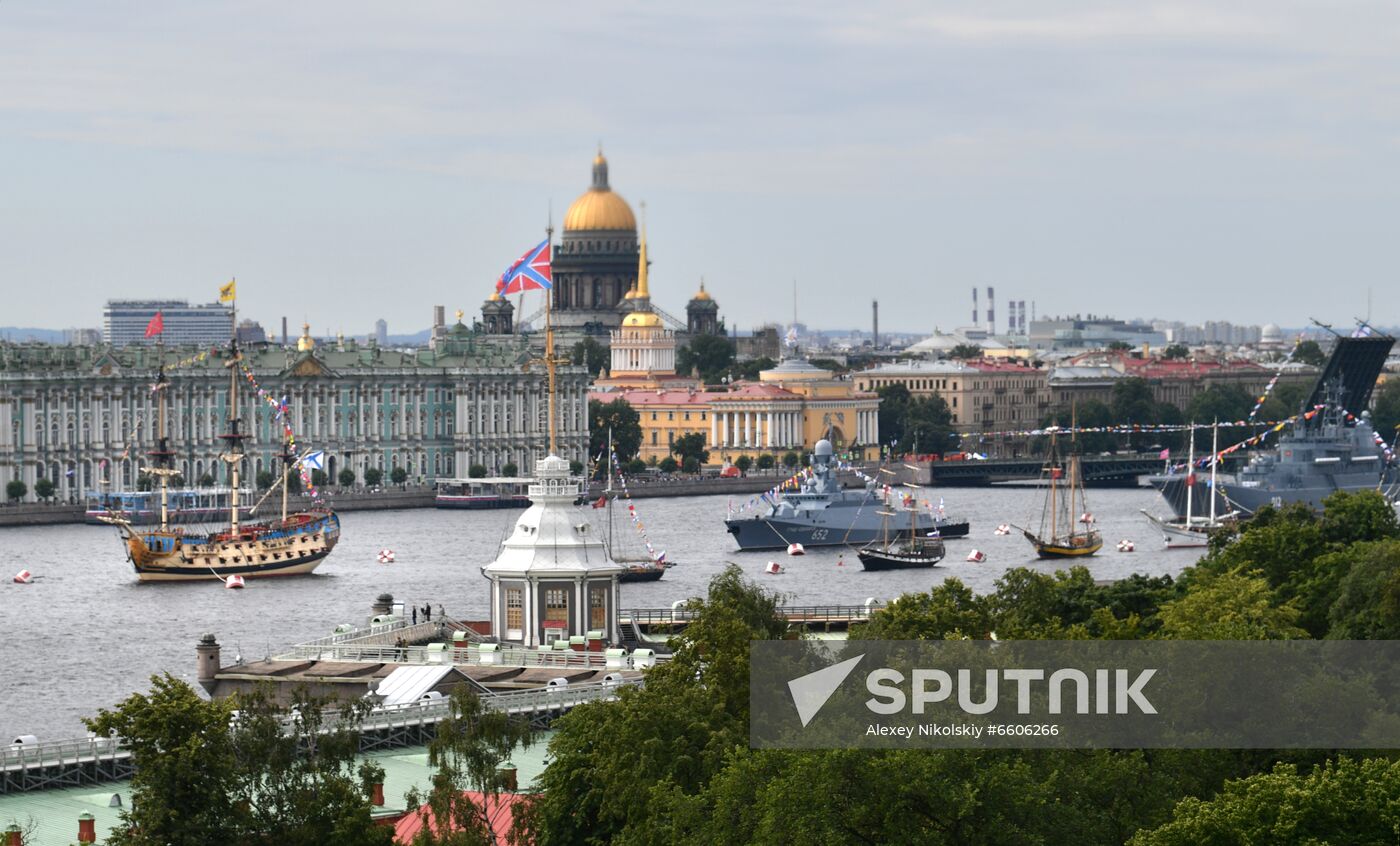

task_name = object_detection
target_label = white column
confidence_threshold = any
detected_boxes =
[710,410,718,448]
[765,411,773,447]
[720,412,728,447]
[743,411,751,446]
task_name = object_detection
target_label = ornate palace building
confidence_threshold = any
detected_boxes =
[0,321,588,502]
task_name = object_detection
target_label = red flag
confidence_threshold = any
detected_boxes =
[144,311,164,338]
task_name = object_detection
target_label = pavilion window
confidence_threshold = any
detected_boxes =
[505,588,523,631]
[590,587,607,629]
[544,588,568,625]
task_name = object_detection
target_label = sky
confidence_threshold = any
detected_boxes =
[2,1,1398,336]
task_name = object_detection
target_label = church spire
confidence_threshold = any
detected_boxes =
[636,206,650,300]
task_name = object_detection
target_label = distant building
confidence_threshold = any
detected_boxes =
[1027,316,1167,351]
[734,325,781,362]
[1062,350,1316,412]
[236,319,267,344]
[374,319,388,346]
[62,327,101,346]
[103,300,233,347]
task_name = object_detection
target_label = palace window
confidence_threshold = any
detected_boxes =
[544,588,568,624]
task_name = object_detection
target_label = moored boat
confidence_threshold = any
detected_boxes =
[1021,427,1102,559]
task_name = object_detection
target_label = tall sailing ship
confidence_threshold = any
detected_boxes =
[1021,430,1102,559]
[106,293,339,582]
[598,430,675,583]
[855,474,945,571]
[1142,420,1236,548]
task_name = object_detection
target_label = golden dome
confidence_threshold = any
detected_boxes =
[563,151,636,231]
[296,322,315,352]
[622,311,663,328]
[692,280,712,301]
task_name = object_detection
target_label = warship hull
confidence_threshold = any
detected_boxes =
[726,515,969,551]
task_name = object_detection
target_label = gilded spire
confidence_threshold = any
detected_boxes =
[591,146,609,190]
[636,214,650,300]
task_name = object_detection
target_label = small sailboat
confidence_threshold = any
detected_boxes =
[856,483,945,571]
[1021,427,1102,559]
[106,290,340,581]
[1142,420,1237,548]
[600,429,675,583]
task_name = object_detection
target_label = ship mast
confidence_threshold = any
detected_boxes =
[220,285,248,533]
[545,222,558,456]
[148,345,176,532]
[1209,420,1219,525]
[1185,422,1195,526]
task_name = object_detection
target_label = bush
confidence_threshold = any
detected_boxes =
[390,467,408,485]
[310,469,327,487]
[363,468,383,487]
[256,471,275,490]
[756,454,776,471]
[6,479,27,501]
[199,473,217,487]
[659,457,679,473]
[468,464,487,479]
[136,473,153,492]
[34,477,55,500]
[502,462,519,477]
[624,458,648,475]
[735,455,753,473]
[782,451,800,469]
[569,460,584,476]
[682,456,701,474]
[338,468,356,487]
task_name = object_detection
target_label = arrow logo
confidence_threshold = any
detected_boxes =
[787,653,865,727]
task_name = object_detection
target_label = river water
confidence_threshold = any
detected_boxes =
[0,485,1200,740]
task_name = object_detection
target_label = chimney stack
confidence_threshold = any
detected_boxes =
[78,813,96,844]
[871,300,879,349]
[281,316,288,346]
[986,286,995,334]
[971,287,979,326]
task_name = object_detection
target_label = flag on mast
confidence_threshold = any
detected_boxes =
[144,311,164,339]
[219,279,237,302]
[497,239,552,294]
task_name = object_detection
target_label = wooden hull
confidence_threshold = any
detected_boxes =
[1024,529,1102,559]
[619,567,666,583]
[857,550,942,571]
[123,511,340,582]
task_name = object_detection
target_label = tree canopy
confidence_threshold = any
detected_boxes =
[876,383,956,454]
[570,337,608,377]
[675,334,736,383]
[1293,339,1327,366]
[589,398,643,463]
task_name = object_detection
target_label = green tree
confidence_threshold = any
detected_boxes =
[1042,399,1116,454]
[1162,344,1189,360]
[589,398,643,463]
[310,470,327,487]
[756,453,775,471]
[1130,759,1400,846]
[1111,378,1162,450]
[6,479,26,501]
[671,432,709,466]
[1106,340,1133,352]
[136,472,153,492]
[569,459,584,476]
[623,458,647,475]
[1372,377,1400,442]
[1185,384,1254,450]
[876,383,955,454]
[1326,539,1400,639]
[734,455,753,474]
[1157,571,1306,640]
[520,566,784,843]
[570,337,608,377]
[947,343,982,360]
[676,334,737,382]
[363,468,383,487]
[659,456,679,473]
[731,356,777,381]
[502,462,519,478]
[468,464,487,479]
[853,578,992,640]
[390,467,408,485]
[256,470,276,490]
[199,472,217,487]
[170,473,186,488]
[338,468,356,487]
[1293,339,1326,366]
[86,675,392,846]
[33,477,54,500]
[403,688,536,846]
[876,383,912,450]
[781,451,800,469]
[682,455,701,474]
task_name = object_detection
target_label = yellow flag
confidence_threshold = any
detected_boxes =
[219,279,236,302]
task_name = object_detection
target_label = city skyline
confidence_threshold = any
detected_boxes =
[3,2,1398,333]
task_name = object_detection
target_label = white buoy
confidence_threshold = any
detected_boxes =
[225,574,246,589]
[13,570,32,584]
[376,548,395,564]
[1080,512,1095,524]
[1117,540,1135,553]
[993,524,1011,536]
[786,543,805,556]
[966,549,986,563]
[765,561,783,574]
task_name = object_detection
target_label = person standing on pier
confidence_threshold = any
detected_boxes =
[423,603,432,622]
[412,606,418,625]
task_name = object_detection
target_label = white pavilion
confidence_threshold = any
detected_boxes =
[480,454,624,648]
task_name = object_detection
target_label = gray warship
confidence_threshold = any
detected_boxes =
[724,439,970,551]
[1149,333,1399,517]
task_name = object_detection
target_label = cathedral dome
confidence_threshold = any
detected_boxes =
[563,152,637,232]
[622,311,663,329]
